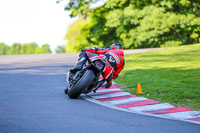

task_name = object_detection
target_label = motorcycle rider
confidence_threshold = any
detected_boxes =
[70,42,125,89]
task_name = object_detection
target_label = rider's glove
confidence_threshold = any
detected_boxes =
[113,75,118,80]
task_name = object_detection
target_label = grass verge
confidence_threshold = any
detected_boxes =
[115,44,200,110]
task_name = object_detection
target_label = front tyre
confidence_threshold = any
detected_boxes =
[68,70,95,99]
[64,87,68,94]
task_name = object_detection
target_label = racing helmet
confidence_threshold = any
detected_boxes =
[110,42,122,50]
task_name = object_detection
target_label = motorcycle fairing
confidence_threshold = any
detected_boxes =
[86,52,106,62]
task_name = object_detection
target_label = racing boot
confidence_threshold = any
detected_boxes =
[93,80,105,93]
[70,57,86,73]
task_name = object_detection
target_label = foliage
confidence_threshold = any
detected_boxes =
[55,45,66,53]
[0,43,10,55]
[41,44,52,54]
[64,0,200,52]
[35,44,52,54]
[0,42,52,55]
[116,44,200,110]
[64,16,90,52]
[160,41,182,48]
[9,43,21,55]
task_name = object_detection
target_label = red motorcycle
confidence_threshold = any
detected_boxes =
[65,52,107,99]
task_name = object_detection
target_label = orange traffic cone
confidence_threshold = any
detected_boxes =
[136,83,143,94]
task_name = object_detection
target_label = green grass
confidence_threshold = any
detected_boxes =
[115,44,200,110]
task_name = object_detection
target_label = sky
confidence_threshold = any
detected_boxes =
[0,0,76,53]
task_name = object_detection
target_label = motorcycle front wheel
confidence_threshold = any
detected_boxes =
[68,70,95,99]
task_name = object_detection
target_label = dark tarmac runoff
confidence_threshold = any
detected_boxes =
[0,51,200,133]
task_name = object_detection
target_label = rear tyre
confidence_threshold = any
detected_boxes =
[68,70,95,99]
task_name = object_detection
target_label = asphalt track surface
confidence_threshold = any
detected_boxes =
[0,50,200,133]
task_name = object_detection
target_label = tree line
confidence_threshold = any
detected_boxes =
[64,0,200,52]
[0,42,52,55]
[0,42,68,55]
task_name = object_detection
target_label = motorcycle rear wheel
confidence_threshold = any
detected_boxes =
[68,70,95,99]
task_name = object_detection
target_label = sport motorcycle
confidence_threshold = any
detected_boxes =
[65,52,108,99]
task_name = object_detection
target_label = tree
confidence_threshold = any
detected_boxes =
[26,42,39,54]
[0,43,10,55]
[64,16,92,52]
[64,0,100,17]
[55,45,66,53]
[0,42,52,55]
[41,44,52,54]
[63,0,200,51]
[35,44,52,54]
[20,44,27,54]
[9,43,21,55]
